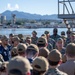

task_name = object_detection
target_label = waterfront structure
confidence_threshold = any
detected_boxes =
[1,15,6,24]
[12,14,16,25]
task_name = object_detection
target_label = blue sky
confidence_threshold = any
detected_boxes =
[0,0,58,15]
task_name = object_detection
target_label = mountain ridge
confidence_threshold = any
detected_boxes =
[1,10,59,20]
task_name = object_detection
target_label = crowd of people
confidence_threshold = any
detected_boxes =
[0,28,75,75]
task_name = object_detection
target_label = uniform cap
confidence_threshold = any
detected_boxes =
[18,34,23,39]
[9,33,14,37]
[32,56,49,71]
[70,32,75,36]
[56,38,63,42]
[1,35,8,41]
[44,31,49,35]
[48,49,62,62]
[11,47,18,56]
[41,34,46,38]
[27,44,39,53]
[66,43,75,56]
[37,37,47,44]
[13,36,20,42]
[7,56,31,74]
[32,31,37,35]
[39,47,50,58]
[61,31,65,35]
[17,43,27,53]
[26,36,31,41]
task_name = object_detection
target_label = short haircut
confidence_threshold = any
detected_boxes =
[66,43,75,57]
[48,60,59,66]
[26,49,37,56]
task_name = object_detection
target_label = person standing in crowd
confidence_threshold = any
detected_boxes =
[45,49,67,75]
[56,38,66,56]
[0,36,11,61]
[18,34,24,43]
[25,36,32,46]
[37,37,53,51]
[31,30,38,45]
[7,56,32,75]
[9,33,14,46]
[58,43,75,75]
[26,44,39,63]
[32,56,49,75]
[65,30,72,46]
[12,36,20,47]
[10,47,18,58]
[44,30,55,49]
[70,32,75,43]
[17,43,27,57]
[61,31,65,37]
[51,28,61,42]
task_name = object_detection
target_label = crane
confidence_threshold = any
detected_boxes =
[58,0,75,31]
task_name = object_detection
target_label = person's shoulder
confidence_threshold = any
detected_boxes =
[50,38,55,42]
[45,68,67,75]
[57,34,61,37]
[0,45,3,48]
[58,62,67,70]
[56,68,68,75]
[59,70,68,75]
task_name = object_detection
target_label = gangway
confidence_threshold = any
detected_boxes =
[58,0,75,31]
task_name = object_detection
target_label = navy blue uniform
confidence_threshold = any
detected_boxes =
[0,45,11,61]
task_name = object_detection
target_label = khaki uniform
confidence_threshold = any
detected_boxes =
[58,60,75,75]
[45,68,67,75]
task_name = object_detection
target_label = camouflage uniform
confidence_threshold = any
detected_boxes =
[31,37,38,45]
[47,43,53,51]
[51,34,61,42]
[48,38,56,49]
[44,30,56,48]
[31,30,38,45]
[60,47,66,56]
[45,68,67,75]
[65,38,71,47]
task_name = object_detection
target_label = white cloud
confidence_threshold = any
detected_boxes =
[7,3,19,10]
[15,4,19,9]
[7,3,12,10]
